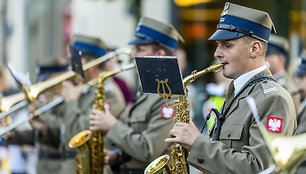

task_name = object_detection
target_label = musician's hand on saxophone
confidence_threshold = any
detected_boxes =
[165,119,201,151]
[89,108,118,131]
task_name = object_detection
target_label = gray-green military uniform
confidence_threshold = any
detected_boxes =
[6,104,63,174]
[115,15,184,173]
[57,78,125,174]
[8,78,125,174]
[106,94,175,172]
[187,68,296,174]
[187,2,297,173]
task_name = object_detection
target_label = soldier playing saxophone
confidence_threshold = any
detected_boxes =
[165,2,296,174]
[89,16,184,174]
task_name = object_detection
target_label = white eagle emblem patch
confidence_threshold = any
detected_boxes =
[104,102,111,110]
[161,105,174,119]
[267,116,283,133]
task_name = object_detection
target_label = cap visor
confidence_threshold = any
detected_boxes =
[208,29,245,41]
[128,36,156,45]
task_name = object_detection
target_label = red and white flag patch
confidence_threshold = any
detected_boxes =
[267,116,283,133]
[161,105,174,119]
[104,102,111,110]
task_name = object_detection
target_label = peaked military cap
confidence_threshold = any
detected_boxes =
[71,34,108,57]
[267,34,290,57]
[209,2,276,43]
[36,58,68,82]
[135,56,185,95]
[128,16,184,49]
[295,59,306,76]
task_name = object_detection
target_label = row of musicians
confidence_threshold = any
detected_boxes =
[1,3,306,174]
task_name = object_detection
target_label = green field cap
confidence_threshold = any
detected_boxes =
[267,34,289,57]
[129,16,184,49]
[209,2,276,43]
[71,34,108,57]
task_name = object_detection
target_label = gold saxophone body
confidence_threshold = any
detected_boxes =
[68,64,135,174]
[144,63,224,174]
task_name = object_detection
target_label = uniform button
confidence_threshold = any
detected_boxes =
[263,81,267,84]
[227,132,231,137]
[198,157,204,163]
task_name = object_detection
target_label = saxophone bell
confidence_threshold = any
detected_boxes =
[145,155,171,174]
[68,64,135,174]
[144,63,225,174]
[69,130,92,174]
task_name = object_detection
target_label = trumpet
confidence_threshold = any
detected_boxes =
[0,48,132,117]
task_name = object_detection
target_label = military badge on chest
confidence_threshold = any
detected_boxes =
[267,116,283,133]
[161,105,174,119]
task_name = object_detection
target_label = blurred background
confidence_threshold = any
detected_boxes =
[0,0,305,83]
[0,0,306,173]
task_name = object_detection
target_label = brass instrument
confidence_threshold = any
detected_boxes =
[0,92,25,112]
[0,48,132,112]
[266,132,306,174]
[0,79,99,136]
[0,48,131,117]
[256,117,306,174]
[0,48,131,136]
[145,63,224,174]
[69,64,135,174]
[22,48,132,104]
[246,96,306,174]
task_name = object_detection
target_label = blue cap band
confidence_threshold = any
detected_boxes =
[295,59,306,76]
[73,41,107,57]
[220,15,271,42]
[137,25,178,49]
[267,43,288,57]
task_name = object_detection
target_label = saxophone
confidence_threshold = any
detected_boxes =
[144,63,224,174]
[68,64,135,174]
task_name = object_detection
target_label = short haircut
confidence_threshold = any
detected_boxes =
[242,36,268,56]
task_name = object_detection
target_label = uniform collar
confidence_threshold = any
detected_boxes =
[233,64,267,96]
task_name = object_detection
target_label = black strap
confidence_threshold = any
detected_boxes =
[217,24,253,36]
[215,75,275,140]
